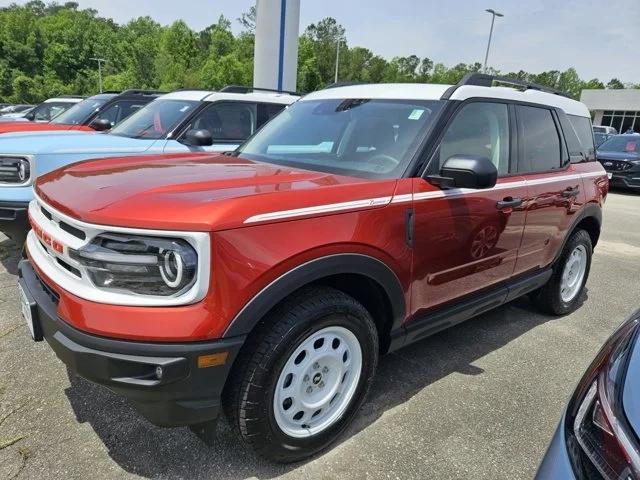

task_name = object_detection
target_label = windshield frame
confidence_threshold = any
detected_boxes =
[236,97,446,180]
[109,99,201,140]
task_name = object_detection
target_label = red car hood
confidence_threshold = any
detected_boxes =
[0,122,92,134]
[36,153,396,231]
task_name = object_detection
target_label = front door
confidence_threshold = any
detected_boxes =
[410,101,527,319]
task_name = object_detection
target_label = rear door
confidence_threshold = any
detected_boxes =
[410,101,528,316]
[512,105,584,274]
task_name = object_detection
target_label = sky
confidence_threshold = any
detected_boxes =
[3,0,638,83]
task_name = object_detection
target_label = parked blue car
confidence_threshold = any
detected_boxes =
[0,88,298,241]
[537,308,640,479]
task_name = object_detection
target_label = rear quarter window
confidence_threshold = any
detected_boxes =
[567,114,596,162]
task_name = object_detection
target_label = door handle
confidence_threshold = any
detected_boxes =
[562,186,580,198]
[496,197,523,210]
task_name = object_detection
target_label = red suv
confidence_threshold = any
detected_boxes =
[18,74,608,462]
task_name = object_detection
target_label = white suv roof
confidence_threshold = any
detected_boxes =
[304,78,590,118]
[44,97,84,104]
[161,89,299,105]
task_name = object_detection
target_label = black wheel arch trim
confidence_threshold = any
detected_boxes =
[553,203,602,265]
[223,253,406,338]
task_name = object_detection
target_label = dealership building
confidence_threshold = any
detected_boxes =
[580,89,640,133]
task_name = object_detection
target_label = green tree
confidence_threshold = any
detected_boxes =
[607,78,625,89]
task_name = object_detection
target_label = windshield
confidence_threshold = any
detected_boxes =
[237,98,444,179]
[50,96,112,125]
[599,135,640,154]
[109,99,199,139]
[594,133,609,147]
[30,102,73,121]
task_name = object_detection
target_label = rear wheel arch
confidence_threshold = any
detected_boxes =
[555,203,602,265]
[222,254,406,352]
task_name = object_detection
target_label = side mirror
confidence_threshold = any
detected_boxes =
[90,118,112,131]
[182,129,213,147]
[437,155,498,189]
[24,111,35,121]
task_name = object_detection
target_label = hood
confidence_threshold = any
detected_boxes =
[36,153,396,231]
[0,121,82,134]
[0,131,157,155]
[596,150,640,161]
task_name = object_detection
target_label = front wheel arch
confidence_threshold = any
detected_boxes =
[222,254,406,347]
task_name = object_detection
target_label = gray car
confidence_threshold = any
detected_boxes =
[537,309,640,479]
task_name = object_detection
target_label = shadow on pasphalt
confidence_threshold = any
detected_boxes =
[62,291,587,479]
[0,237,23,276]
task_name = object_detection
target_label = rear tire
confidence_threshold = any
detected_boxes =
[223,286,379,463]
[531,229,592,315]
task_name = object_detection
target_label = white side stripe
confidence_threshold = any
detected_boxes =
[244,196,392,224]
[243,171,607,223]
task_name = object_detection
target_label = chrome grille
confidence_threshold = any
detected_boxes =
[599,159,633,171]
[0,156,30,184]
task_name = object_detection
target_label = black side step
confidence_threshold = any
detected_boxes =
[388,268,552,352]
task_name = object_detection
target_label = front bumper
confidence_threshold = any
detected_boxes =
[535,414,576,479]
[18,259,245,427]
[0,200,29,239]
[605,170,640,190]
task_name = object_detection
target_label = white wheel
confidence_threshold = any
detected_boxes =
[560,244,588,303]
[273,326,363,438]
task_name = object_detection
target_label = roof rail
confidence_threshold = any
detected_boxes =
[220,85,301,96]
[323,81,367,90]
[119,89,168,96]
[442,73,569,99]
[57,95,86,99]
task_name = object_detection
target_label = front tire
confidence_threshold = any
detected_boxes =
[223,286,379,463]
[531,229,593,315]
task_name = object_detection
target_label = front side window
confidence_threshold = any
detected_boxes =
[237,98,444,179]
[96,100,146,128]
[181,102,256,143]
[434,102,510,176]
[50,96,112,125]
[517,105,562,172]
[109,99,198,140]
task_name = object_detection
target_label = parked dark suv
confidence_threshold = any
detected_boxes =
[597,134,640,190]
[19,74,608,462]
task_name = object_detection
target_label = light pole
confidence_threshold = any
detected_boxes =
[90,57,106,93]
[334,38,341,83]
[483,9,503,73]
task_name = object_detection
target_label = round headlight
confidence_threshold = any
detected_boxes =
[159,249,184,288]
[17,160,28,182]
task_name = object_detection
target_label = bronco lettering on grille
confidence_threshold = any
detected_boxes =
[28,211,64,254]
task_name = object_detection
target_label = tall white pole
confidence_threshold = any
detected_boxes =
[253,0,300,92]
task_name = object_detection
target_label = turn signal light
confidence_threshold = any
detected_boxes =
[197,352,228,368]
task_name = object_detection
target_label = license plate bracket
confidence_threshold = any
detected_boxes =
[18,280,42,341]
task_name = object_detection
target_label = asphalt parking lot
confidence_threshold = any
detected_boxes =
[1,190,639,480]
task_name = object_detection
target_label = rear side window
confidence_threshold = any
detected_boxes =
[516,105,562,173]
[567,114,596,161]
